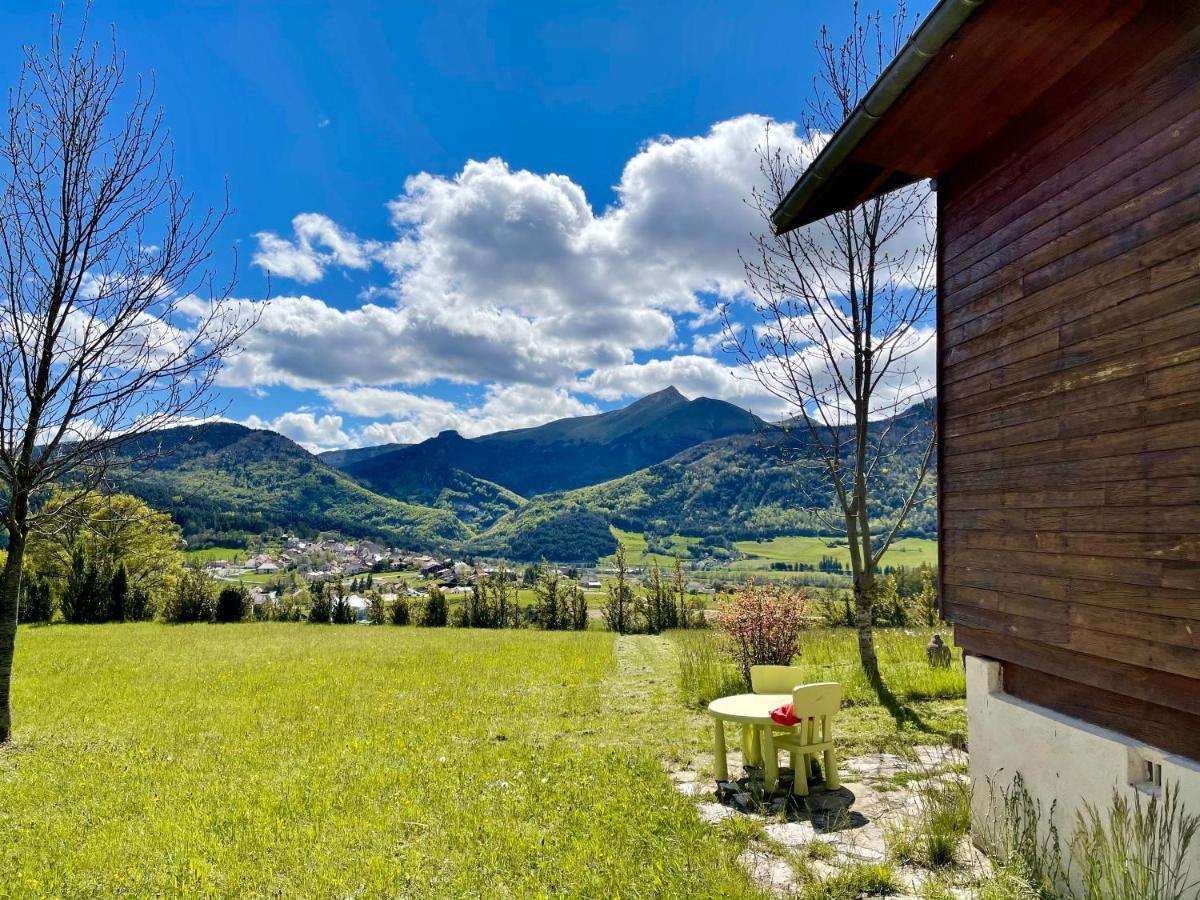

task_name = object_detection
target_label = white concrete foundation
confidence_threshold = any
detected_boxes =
[965,655,1200,887]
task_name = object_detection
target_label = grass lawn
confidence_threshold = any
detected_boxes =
[0,624,757,898]
[671,627,966,756]
[183,546,247,564]
[730,535,938,571]
[607,527,703,567]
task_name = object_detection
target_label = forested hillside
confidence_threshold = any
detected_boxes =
[105,394,936,563]
[110,424,468,549]
[471,402,936,560]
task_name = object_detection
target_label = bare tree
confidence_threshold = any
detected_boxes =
[725,6,936,693]
[0,15,256,743]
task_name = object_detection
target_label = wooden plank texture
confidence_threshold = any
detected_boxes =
[938,3,1200,744]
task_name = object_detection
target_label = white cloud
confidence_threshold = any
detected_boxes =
[252,213,377,284]
[238,116,820,393]
[691,331,725,354]
[242,411,350,453]
[230,115,933,445]
[319,383,600,446]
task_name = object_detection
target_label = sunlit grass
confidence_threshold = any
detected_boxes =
[731,535,939,570]
[669,626,966,754]
[0,624,756,898]
[794,627,964,705]
[182,545,247,563]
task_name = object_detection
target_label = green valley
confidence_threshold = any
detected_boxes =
[107,391,937,567]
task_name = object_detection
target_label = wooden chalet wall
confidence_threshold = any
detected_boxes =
[937,2,1200,757]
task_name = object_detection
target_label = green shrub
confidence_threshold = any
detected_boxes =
[714,582,807,685]
[18,576,53,624]
[390,596,410,626]
[331,595,355,625]
[365,592,388,625]
[164,565,215,623]
[308,589,333,624]
[420,588,448,627]
[215,585,250,623]
[106,565,129,622]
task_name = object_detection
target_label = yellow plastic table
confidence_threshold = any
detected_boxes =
[707,693,789,791]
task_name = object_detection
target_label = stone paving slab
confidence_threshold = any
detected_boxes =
[677,747,990,897]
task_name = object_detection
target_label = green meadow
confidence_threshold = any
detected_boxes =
[0,624,757,898]
[730,535,938,571]
[0,623,967,897]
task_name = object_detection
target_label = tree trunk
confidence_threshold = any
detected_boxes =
[853,577,882,690]
[0,529,26,744]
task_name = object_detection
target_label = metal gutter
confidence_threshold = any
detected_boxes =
[771,0,985,234]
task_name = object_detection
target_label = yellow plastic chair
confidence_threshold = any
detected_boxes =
[770,682,842,797]
[743,665,805,768]
[749,665,806,694]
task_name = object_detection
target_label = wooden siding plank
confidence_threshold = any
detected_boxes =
[945,447,1200,492]
[940,476,1200,512]
[1002,664,1200,759]
[945,116,1200,295]
[942,358,1200,440]
[944,9,1200,249]
[945,188,1200,335]
[943,333,1200,422]
[944,255,1200,383]
[943,547,1170,589]
[945,217,1200,357]
[944,389,1200,457]
[944,529,1200,563]
[944,602,1199,680]
[945,419,1200,476]
[944,97,1200,281]
[943,504,1200,536]
[953,624,1200,718]
[944,280,1200,404]
[942,565,1200,619]
[945,246,1200,376]
[944,583,1200,646]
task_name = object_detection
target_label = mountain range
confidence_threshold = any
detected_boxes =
[107,388,935,563]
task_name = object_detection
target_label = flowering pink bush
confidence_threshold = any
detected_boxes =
[715,583,808,686]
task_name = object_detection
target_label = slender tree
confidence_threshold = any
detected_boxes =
[726,5,936,692]
[602,544,633,634]
[0,16,254,742]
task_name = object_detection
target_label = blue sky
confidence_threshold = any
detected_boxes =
[0,1,915,451]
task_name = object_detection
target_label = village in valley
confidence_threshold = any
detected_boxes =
[202,535,643,622]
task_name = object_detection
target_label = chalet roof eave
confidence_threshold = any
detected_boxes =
[770,0,985,235]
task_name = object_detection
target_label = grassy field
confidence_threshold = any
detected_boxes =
[607,528,704,567]
[1,624,757,898]
[183,546,247,564]
[606,529,937,587]
[730,535,938,571]
[671,626,966,754]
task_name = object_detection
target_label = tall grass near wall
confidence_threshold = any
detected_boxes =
[670,627,965,708]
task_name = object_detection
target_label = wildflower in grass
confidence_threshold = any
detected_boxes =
[714,582,808,685]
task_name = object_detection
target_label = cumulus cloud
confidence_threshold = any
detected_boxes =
[253,213,377,284]
[243,410,350,453]
[320,383,600,445]
[238,116,818,392]
[231,115,933,447]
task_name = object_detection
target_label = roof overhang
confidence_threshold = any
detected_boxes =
[771,0,1152,234]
